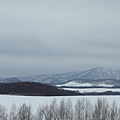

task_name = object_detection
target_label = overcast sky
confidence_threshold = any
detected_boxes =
[0,0,120,77]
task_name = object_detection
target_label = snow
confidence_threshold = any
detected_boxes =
[63,88,120,93]
[57,81,93,87]
[97,83,113,87]
[77,67,120,80]
[57,81,114,87]
[0,95,120,113]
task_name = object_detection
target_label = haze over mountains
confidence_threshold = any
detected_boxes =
[1,67,120,87]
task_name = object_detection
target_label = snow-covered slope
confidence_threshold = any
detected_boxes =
[18,71,84,84]
[56,81,114,88]
[1,67,120,86]
[77,67,120,80]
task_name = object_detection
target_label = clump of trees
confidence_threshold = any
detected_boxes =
[0,98,120,120]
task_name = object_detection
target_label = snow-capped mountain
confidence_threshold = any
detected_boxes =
[77,67,120,80]
[56,67,120,87]
[1,67,120,86]
[18,71,84,84]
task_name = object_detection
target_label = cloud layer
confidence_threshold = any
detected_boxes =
[0,0,120,77]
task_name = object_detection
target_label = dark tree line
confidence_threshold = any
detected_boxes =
[0,82,82,96]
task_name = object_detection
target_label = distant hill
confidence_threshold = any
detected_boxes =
[0,82,82,96]
[1,67,120,87]
[56,67,120,87]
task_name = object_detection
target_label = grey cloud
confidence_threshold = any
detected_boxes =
[0,0,120,77]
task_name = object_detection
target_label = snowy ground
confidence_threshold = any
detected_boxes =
[0,95,120,113]
[56,81,114,87]
[63,87,120,93]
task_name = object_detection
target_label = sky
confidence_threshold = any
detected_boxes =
[0,0,120,77]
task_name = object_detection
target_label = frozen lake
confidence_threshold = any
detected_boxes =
[0,95,120,113]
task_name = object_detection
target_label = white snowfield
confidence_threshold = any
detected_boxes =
[0,95,120,113]
[57,81,93,87]
[57,81,119,93]
[63,87,120,93]
[57,81,114,87]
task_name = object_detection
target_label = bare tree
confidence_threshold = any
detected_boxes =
[42,104,53,120]
[74,99,82,120]
[110,101,118,120]
[0,104,8,120]
[58,98,66,120]
[74,98,92,120]
[49,98,59,120]
[9,103,18,120]
[17,103,33,120]
[36,105,44,120]
[37,103,57,120]
[84,99,93,120]
[65,98,74,120]
[36,98,73,120]
[92,98,110,120]
[1,97,120,120]
[101,99,110,120]
[117,106,120,120]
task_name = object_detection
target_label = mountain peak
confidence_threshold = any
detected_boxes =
[89,67,120,71]
[79,67,120,80]
[1,67,120,84]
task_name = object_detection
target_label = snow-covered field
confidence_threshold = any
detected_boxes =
[0,95,120,113]
[63,87,120,93]
[57,81,114,87]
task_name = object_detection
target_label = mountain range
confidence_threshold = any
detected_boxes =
[1,67,120,87]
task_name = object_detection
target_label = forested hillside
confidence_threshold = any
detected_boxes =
[0,82,81,96]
